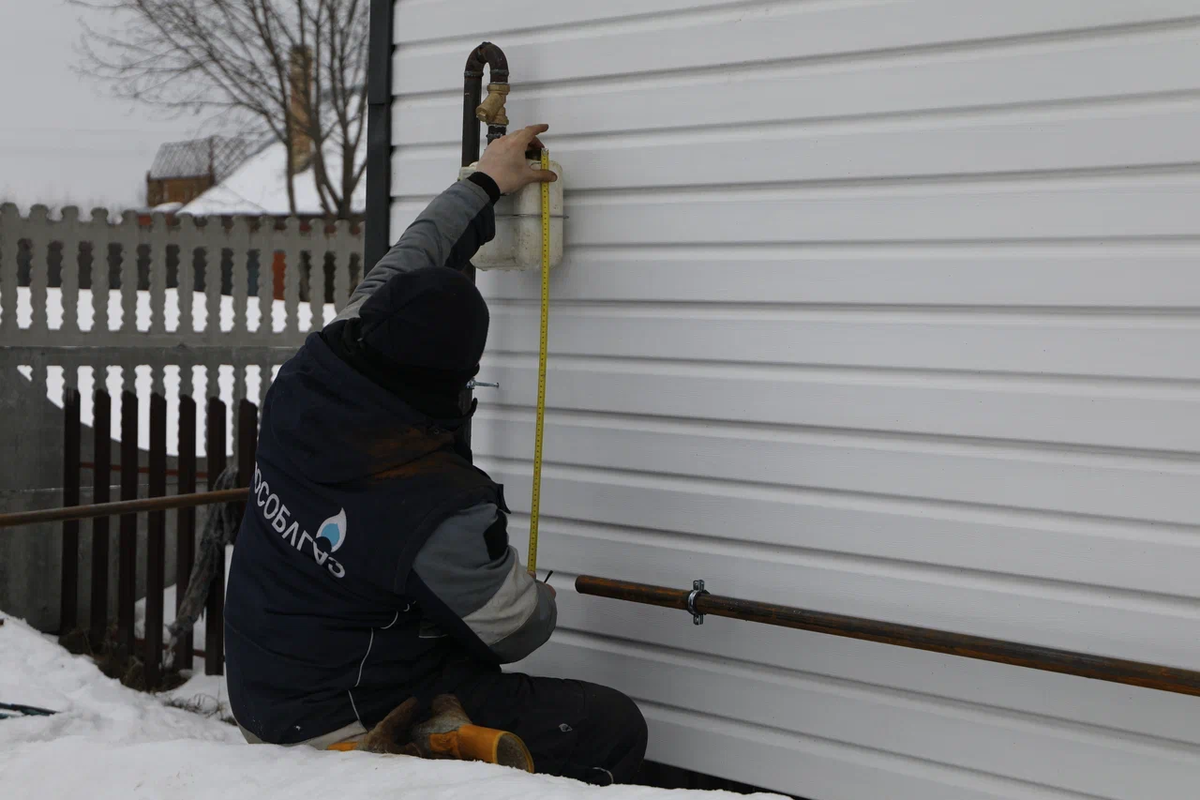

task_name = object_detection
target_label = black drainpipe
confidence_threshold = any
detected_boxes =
[364,0,395,274]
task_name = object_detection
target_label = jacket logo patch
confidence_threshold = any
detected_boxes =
[317,508,348,552]
[254,464,346,579]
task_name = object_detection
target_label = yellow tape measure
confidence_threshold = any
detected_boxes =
[527,149,551,575]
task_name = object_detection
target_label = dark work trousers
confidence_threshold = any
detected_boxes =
[428,663,648,785]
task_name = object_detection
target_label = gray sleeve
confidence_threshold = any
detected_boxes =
[334,178,493,323]
[412,502,557,664]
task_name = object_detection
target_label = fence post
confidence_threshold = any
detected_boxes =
[257,219,275,336]
[89,389,112,649]
[149,214,167,335]
[28,205,49,334]
[117,389,139,659]
[205,396,227,676]
[231,217,251,335]
[283,218,303,335]
[308,243,322,330]
[203,223,221,343]
[89,209,109,337]
[177,215,196,335]
[60,207,81,334]
[119,211,139,335]
[176,395,197,669]
[144,391,168,688]
[237,399,258,521]
[0,203,20,335]
[333,219,352,314]
[60,387,81,634]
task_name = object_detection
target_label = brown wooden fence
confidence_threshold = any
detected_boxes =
[56,385,258,687]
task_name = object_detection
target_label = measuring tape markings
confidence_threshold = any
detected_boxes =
[527,150,551,575]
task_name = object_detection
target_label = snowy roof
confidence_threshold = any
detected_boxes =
[179,139,366,217]
[148,136,258,181]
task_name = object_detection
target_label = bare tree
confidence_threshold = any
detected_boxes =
[291,0,369,219]
[73,0,368,218]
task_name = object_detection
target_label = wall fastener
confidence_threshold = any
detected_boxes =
[687,579,708,625]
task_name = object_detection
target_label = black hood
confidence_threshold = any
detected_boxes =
[260,268,490,484]
[326,266,490,420]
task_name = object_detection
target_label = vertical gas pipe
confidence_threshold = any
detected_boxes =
[459,42,510,453]
[462,42,510,169]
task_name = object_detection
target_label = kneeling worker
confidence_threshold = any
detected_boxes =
[223,124,647,785]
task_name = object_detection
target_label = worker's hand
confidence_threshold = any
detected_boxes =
[544,583,557,600]
[477,124,557,195]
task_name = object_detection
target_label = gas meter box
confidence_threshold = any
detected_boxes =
[459,159,564,271]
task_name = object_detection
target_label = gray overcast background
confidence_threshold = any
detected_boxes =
[0,0,206,210]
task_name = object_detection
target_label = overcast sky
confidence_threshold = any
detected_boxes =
[0,0,208,211]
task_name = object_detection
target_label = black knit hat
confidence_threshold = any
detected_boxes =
[328,267,490,420]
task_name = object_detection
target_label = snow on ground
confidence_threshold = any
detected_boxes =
[160,671,235,724]
[0,611,767,800]
[0,612,241,753]
[134,546,234,653]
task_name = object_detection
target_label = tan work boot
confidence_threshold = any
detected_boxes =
[330,694,534,773]
[410,694,534,773]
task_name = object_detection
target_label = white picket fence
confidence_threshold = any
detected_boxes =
[0,203,364,456]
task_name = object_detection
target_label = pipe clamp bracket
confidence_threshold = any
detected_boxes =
[687,579,708,626]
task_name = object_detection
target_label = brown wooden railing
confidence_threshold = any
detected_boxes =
[0,489,249,528]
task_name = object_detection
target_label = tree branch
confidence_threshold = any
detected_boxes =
[72,0,368,217]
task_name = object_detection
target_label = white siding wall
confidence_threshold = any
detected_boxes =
[389,2,1200,797]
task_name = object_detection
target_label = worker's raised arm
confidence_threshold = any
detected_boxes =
[337,124,556,323]
[406,502,556,664]
[335,177,495,321]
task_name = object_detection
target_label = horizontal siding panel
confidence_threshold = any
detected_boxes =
[475,357,1200,452]
[538,589,1200,750]
[485,463,1200,598]
[487,306,1200,380]
[567,180,1200,245]
[393,179,1200,247]
[636,705,1058,800]
[518,527,1200,674]
[474,410,1200,538]
[395,34,1200,144]
[392,0,1200,94]
[393,0,744,44]
[489,455,1200,595]
[394,102,1200,195]
[476,248,1200,307]
[528,633,1200,799]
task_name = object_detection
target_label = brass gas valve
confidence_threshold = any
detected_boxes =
[476,83,510,127]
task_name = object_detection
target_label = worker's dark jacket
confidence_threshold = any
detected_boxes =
[224,179,556,746]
